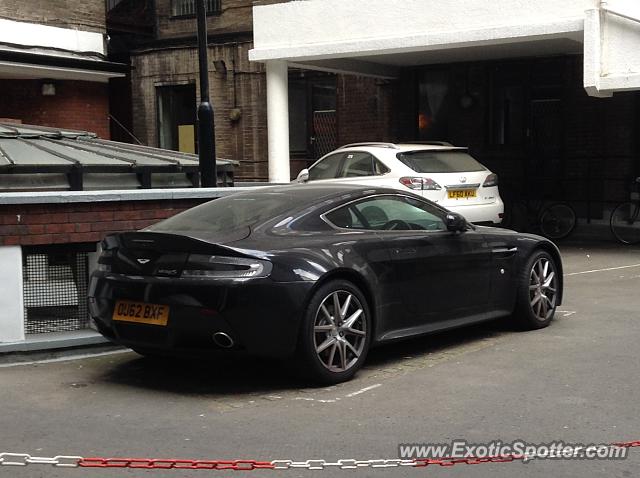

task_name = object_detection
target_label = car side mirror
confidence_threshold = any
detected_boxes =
[296,169,309,183]
[445,213,467,232]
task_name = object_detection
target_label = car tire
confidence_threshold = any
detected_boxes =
[513,250,560,330]
[296,279,372,384]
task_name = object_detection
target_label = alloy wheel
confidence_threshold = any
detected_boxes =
[313,290,367,372]
[528,257,557,321]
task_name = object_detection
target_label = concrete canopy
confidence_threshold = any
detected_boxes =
[250,0,640,95]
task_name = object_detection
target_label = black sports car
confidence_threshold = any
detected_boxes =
[89,184,563,383]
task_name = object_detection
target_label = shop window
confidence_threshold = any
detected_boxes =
[157,84,197,153]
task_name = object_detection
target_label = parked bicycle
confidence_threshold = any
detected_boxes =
[503,198,576,241]
[610,177,640,245]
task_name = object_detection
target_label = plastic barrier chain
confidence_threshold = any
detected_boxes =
[1,440,639,471]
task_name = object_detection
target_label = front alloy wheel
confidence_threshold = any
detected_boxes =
[514,250,559,329]
[528,256,558,321]
[298,280,371,384]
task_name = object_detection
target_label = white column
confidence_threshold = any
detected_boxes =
[0,246,25,343]
[266,60,291,183]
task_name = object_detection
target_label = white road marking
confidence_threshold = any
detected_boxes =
[0,349,130,368]
[565,263,640,276]
[292,383,382,404]
[556,310,577,317]
[344,383,382,398]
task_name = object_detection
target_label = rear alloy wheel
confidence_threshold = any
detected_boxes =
[514,250,559,329]
[297,280,371,384]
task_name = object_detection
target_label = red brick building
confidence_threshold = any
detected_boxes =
[0,0,127,138]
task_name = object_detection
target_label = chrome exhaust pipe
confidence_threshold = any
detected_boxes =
[212,332,234,349]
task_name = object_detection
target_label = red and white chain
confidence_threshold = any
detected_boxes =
[2,441,639,471]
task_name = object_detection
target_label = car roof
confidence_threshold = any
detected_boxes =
[333,142,468,154]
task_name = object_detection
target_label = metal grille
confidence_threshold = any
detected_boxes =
[171,0,221,16]
[312,110,337,159]
[23,250,90,335]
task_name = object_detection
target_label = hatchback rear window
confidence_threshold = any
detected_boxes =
[397,151,486,173]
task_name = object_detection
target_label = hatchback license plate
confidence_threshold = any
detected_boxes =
[113,300,169,326]
[448,189,477,199]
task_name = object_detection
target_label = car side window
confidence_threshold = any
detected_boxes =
[308,153,344,180]
[324,206,365,229]
[340,153,375,177]
[374,159,390,175]
[326,196,445,231]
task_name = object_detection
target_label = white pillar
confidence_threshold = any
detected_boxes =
[0,246,24,343]
[266,60,291,183]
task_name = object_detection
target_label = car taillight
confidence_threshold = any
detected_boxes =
[182,255,272,279]
[482,173,498,187]
[97,249,114,272]
[399,177,442,191]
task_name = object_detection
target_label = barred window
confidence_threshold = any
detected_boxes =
[171,0,221,17]
[22,247,91,334]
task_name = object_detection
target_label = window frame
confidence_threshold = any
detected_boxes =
[170,0,222,18]
[320,193,450,234]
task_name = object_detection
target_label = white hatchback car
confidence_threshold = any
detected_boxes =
[296,142,504,225]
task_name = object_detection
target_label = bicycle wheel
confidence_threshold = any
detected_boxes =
[610,202,640,245]
[539,203,576,240]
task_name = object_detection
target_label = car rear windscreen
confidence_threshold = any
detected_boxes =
[397,151,486,173]
[148,192,295,236]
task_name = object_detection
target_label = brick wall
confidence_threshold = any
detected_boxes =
[0,0,106,33]
[155,0,252,40]
[0,80,110,139]
[0,199,208,247]
[336,76,394,145]
[131,43,268,180]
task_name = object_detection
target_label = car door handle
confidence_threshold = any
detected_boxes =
[492,247,518,257]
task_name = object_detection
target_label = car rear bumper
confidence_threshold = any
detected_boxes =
[443,198,504,224]
[88,272,313,358]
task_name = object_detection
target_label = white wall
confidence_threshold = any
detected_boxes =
[251,0,594,62]
[0,18,105,56]
[584,0,640,95]
[0,246,24,343]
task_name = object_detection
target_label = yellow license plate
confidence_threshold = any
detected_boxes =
[448,189,477,199]
[112,300,169,326]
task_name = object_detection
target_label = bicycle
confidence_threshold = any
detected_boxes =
[610,177,640,245]
[503,198,576,241]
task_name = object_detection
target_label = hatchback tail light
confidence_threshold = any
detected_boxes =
[399,177,442,191]
[482,173,498,187]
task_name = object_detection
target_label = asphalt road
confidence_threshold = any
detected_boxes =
[1,243,640,478]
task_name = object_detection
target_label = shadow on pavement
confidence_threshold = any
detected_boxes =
[97,320,508,396]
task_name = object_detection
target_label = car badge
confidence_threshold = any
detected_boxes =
[460,176,467,183]
[137,258,151,264]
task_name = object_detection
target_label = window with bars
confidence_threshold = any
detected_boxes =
[171,0,221,17]
[22,248,91,335]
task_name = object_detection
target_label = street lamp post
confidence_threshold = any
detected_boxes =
[196,0,216,187]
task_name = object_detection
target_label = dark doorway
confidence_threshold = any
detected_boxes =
[289,73,337,160]
[157,84,197,153]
